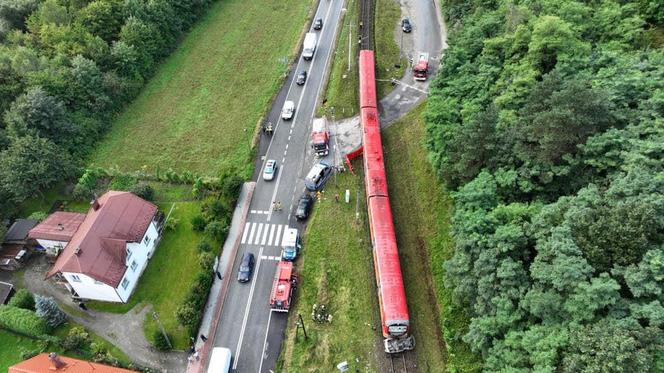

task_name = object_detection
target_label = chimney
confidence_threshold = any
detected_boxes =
[48,352,66,370]
[90,198,100,211]
[74,247,81,256]
[57,223,64,231]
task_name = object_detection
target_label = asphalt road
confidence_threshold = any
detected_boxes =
[210,0,345,372]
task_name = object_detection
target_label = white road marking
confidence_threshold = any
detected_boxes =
[254,223,264,245]
[233,247,263,369]
[241,222,250,244]
[246,223,257,245]
[258,310,274,373]
[288,136,291,141]
[282,157,286,163]
[250,210,257,214]
[285,144,289,149]
[268,225,276,246]
[266,162,285,223]
[261,224,269,245]
[274,225,283,246]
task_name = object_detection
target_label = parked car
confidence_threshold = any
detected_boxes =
[237,252,255,283]
[313,18,323,30]
[281,100,295,120]
[263,159,278,181]
[401,18,412,33]
[304,161,333,191]
[295,194,314,220]
[296,70,307,85]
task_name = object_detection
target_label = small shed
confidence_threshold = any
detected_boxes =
[0,281,14,305]
[1,219,38,271]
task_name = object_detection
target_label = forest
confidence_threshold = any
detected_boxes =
[426,0,664,371]
[0,0,214,220]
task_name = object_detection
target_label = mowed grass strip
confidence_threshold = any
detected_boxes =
[382,104,482,371]
[89,201,208,349]
[91,0,313,176]
[278,169,379,372]
[374,0,407,99]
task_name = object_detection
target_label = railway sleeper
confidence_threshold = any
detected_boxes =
[384,335,415,354]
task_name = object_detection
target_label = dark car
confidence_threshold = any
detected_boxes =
[401,18,412,33]
[295,194,314,220]
[296,70,307,85]
[237,252,255,283]
[304,161,333,191]
[313,18,323,30]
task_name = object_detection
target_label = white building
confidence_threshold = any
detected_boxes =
[29,191,161,303]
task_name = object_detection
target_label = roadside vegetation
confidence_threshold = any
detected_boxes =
[382,104,480,372]
[427,0,664,370]
[374,0,407,98]
[278,167,379,372]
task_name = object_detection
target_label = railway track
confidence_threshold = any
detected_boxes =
[389,353,408,373]
[359,0,375,50]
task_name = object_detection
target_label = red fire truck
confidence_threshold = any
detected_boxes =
[413,52,429,81]
[269,261,298,312]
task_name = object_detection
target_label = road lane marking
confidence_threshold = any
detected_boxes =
[241,222,250,244]
[266,160,285,223]
[261,224,269,245]
[268,225,276,246]
[233,246,263,370]
[275,225,283,247]
[258,310,274,373]
[254,223,264,245]
[247,223,257,244]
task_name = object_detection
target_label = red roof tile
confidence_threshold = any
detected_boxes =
[46,191,158,287]
[28,212,86,242]
[9,353,137,373]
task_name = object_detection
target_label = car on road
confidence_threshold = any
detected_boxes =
[295,194,314,220]
[401,18,412,33]
[237,252,255,283]
[263,159,278,181]
[304,161,333,191]
[313,18,323,30]
[296,70,307,85]
[281,100,295,120]
[207,347,231,373]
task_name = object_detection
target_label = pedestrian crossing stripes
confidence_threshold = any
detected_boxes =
[241,222,289,247]
[260,255,281,261]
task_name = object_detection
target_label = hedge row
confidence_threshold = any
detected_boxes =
[0,305,50,338]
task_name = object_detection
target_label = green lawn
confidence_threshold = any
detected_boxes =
[278,168,379,372]
[19,183,91,217]
[90,0,314,177]
[375,0,407,99]
[0,330,42,371]
[88,201,209,350]
[382,104,482,372]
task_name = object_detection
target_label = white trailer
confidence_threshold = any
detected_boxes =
[302,32,317,60]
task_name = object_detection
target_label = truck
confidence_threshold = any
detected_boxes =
[281,228,302,261]
[413,52,429,81]
[311,117,329,157]
[302,32,317,61]
[269,261,298,312]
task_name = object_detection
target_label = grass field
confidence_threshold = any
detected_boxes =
[375,0,407,99]
[382,104,482,372]
[277,168,380,372]
[88,200,209,350]
[90,0,314,177]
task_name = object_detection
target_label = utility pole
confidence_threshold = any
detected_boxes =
[152,311,172,349]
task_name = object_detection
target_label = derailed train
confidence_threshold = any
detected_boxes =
[359,50,415,354]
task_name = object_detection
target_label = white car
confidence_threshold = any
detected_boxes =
[281,100,295,120]
[262,159,278,181]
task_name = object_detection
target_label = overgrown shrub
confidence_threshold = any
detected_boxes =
[152,330,172,351]
[129,182,155,201]
[0,305,50,337]
[164,217,178,231]
[191,214,206,231]
[197,240,212,252]
[35,296,66,328]
[61,326,89,351]
[198,252,215,270]
[108,175,137,191]
[176,271,214,337]
[8,289,35,311]
[205,220,228,242]
[26,211,48,222]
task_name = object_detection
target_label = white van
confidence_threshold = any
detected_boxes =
[207,347,232,373]
[302,32,317,60]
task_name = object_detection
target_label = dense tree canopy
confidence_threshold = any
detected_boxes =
[428,0,664,370]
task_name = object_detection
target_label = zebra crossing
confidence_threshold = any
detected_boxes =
[240,222,289,247]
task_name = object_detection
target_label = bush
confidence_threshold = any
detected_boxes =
[176,271,214,337]
[164,217,178,231]
[35,296,66,328]
[8,289,35,311]
[129,182,155,201]
[0,305,50,337]
[26,211,48,222]
[205,220,228,242]
[197,240,212,252]
[203,199,228,221]
[61,326,89,351]
[191,214,206,231]
[152,330,172,351]
[198,252,215,270]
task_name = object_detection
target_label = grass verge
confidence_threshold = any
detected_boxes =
[88,200,209,350]
[382,103,482,372]
[277,167,379,372]
[90,0,314,177]
[374,0,407,99]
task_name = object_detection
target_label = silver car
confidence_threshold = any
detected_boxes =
[262,160,278,181]
[281,100,295,120]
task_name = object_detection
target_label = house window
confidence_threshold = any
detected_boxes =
[71,275,81,282]
[144,235,151,246]
[130,260,138,272]
[121,278,129,290]
[126,249,132,260]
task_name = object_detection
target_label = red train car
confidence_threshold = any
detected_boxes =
[359,50,414,353]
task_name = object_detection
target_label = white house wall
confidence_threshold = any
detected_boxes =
[35,239,67,253]
[116,220,160,303]
[62,272,121,302]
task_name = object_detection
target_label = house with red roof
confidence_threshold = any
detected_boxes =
[28,191,162,303]
[9,352,137,373]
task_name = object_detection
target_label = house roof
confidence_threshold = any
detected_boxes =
[4,219,39,243]
[28,212,86,242]
[0,281,13,305]
[46,191,158,287]
[8,353,137,373]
